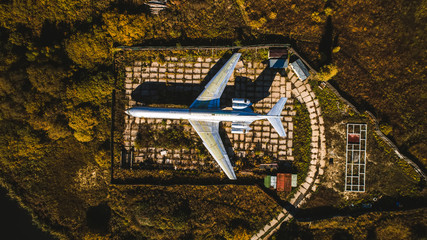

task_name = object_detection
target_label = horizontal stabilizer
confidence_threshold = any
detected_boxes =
[267,97,287,116]
[268,117,287,137]
[267,98,287,137]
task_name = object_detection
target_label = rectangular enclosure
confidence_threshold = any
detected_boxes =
[345,123,367,192]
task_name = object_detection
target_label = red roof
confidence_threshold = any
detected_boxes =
[277,173,292,192]
[348,134,360,144]
[269,48,288,58]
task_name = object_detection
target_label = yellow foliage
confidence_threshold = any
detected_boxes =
[316,64,339,81]
[379,122,393,135]
[332,46,341,53]
[250,17,267,29]
[376,219,411,240]
[65,29,111,69]
[230,226,251,240]
[102,13,153,46]
[311,12,324,23]
[67,106,98,142]
[269,12,277,20]
[73,129,94,142]
[324,7,334,16]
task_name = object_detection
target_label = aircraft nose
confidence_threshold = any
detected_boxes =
[125,109,131,115]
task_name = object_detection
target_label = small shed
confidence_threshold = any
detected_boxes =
[268,48,289,69]
[277,173,292,192]
[270,176,277,189]
[145,0,168,14]
[291,174,298,187]
[264,175,271,188]
[290,59,310,81]
[269,48,288,58]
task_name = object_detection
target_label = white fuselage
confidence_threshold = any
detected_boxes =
[126,107,267,122]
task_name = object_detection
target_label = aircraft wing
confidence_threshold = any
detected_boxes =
[189,120,237,180]
[190,53,242,109]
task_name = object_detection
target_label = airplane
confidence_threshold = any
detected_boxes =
[126,53,287,180]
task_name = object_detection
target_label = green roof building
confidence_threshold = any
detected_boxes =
[264,175,271,188]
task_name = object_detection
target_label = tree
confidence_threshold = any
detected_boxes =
[65,29,112,69]
[26,64,69,96]
[66,72,113,104]
[67,106,99,142]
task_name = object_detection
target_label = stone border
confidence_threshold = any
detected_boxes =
[251,70,326,240]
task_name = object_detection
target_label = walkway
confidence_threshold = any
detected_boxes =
[251,70,327,240]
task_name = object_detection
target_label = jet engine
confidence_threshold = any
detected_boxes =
[232,98,252,110]
[231,122,252,134]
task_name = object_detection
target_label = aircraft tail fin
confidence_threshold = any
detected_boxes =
[267,98,287,137]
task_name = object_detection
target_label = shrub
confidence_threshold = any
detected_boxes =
[316,64,338,82]
[379,122,393,135]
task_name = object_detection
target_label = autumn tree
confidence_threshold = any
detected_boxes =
[65,29,112,69]
[27,64,70,96]
[66,105,99,142]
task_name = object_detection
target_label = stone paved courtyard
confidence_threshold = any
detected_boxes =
[123,54,295,171]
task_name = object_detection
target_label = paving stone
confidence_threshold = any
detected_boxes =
[301,182,311,191]
[300,91,309,98]
[270,219,278,226]
[290,75,298,83]
[320,133,326,142]
[312,129,319,136]
[306,101,314,108]
[306,176,314,183]
[310,91,316,98]
[294,80,302,88]
[311,135,319,142]
[310,119,318,125]
[299,187,307,196]
[309,165,317,173]
[284,121,292,130]
[303,96,312,103]
[289,193,300,205]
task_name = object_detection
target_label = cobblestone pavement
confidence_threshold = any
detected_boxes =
[251,70,327,240]
[123,56,295,171]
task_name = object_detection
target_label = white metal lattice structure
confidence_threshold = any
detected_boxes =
[345,123,367,192]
